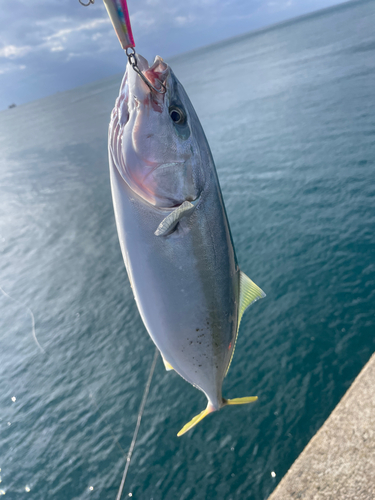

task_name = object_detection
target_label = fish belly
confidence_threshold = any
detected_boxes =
[110,157,239,406]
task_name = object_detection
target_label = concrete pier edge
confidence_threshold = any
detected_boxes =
[268,351,375,500]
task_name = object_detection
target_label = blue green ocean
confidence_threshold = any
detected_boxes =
[0,0,374,498]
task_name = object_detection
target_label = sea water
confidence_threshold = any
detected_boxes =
[0,1,374,498]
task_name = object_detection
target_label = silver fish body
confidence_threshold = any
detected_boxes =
[108,55,265,435]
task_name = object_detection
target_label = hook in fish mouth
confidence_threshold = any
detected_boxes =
[128,56,167,95]
[127,50,168,95]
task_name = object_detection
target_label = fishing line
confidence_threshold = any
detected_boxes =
[116,347,159,500]
[0,281,159,498]
[1,280,158,495]
[89,392,127,459]
[0,286,46,354]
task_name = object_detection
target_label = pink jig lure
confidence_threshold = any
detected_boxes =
[103,0,135,50]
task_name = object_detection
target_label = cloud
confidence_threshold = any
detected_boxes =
[44,18,110,42]
[130,10,157,29]
[267,0,293,11]
[50,46,64,52]
[41,17,111,53]
[0,16,112,62]
[0,63,26,75]
[175,15,195,26]
[0,45,32,59]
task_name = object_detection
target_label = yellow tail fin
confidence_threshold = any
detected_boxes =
[225,396,258,405]
[177,404,214,437]
[177,397,258,436]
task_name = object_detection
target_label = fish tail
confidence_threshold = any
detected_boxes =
[177,397,258,436]
[177,402,215,437]
[224,396,258,405]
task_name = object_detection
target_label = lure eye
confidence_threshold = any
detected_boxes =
[169,106,186,125]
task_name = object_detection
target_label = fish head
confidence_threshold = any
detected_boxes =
[110,54,205,208]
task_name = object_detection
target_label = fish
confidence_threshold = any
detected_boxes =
[108,53,265,436]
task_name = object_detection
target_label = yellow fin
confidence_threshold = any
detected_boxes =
[226,272,265,376]
[226,396,258,405]
[162,356,174,371]
[238,271,266,329]
[177,404,213,437]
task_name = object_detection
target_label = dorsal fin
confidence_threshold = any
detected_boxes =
[226,271,265,376]
[238,271,266,329]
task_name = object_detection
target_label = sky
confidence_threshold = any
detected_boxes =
[0,0,348,111]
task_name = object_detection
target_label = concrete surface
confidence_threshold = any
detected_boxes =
[268,352,375,500]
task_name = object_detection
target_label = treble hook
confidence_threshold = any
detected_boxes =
[78,0,165,94]
[126,47,166,95]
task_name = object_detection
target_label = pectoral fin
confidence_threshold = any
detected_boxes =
[154,201,195,236]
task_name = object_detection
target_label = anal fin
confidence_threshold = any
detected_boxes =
[162,355,174,371]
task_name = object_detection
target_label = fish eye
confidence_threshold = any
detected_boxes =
[169,106,186,125]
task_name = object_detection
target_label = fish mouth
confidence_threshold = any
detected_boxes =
[115,54,169,123]
[143,57,169,91]
[128,54,169,97]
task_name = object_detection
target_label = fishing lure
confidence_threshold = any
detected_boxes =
[102,0,135,50]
